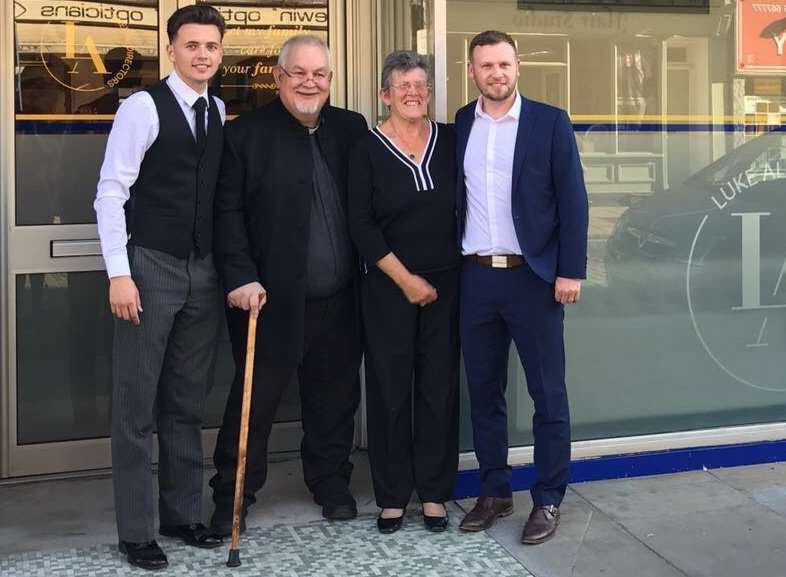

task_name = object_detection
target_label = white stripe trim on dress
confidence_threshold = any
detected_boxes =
[372,120,437,191]
[371,127,424,191]
[422,121,438,190]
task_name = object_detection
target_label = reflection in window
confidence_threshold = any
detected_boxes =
[16,272,113,444]
[14,0,159,115]
[13,270,295,444]
[200,0,329,116]
[446,0,786,448]
[617,41,660,154]
[14,0,159,225]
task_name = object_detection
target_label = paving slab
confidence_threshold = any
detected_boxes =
[571,470,786,577]
[614,503,786,577]
[709,462,786,490]
[458,490,686,577]
[571,471,751,521]
[0,475,116,555]
[709,463,786,518]
[243,453,379,528]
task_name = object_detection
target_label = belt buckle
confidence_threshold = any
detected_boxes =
[491,255,507,268]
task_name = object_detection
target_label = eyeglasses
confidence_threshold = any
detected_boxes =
[279,66,332,86]
[388,81,431,93]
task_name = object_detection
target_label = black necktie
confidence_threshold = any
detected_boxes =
[193,97,207,152]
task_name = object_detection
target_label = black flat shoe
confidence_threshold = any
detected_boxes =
[322,501,358,521]
[423,513,449,532]
[118,540,168,571]
[377,513,405,534]
[160,523,223,549]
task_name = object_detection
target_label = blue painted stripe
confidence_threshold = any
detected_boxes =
[15,121,112,135]
[454,438,786,500]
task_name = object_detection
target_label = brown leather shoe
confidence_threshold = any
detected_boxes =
[521,505,560,544]
[459,496,514,532]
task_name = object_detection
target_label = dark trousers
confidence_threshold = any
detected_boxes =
[112,247,222,542]
[211,285,361,507]
[460,260,570,507]
[362,269,459,508]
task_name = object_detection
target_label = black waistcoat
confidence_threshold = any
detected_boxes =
[125,79,223,258]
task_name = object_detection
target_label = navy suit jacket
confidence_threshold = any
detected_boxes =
[455,96,588,283]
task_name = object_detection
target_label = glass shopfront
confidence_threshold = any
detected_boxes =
[2,0,785,478]
[442,0,786,451]
[3,0,337,476]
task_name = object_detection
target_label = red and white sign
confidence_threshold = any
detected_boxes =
[738,0,786,73]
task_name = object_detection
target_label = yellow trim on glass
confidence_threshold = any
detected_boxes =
[14,113,784,125]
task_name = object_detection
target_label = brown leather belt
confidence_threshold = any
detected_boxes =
[464,254,525,269]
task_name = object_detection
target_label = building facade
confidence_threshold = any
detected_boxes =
[2,0,785,480]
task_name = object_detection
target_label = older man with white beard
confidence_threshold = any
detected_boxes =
[208,35,368,535]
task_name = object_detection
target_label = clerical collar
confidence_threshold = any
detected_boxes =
[306,116,324,135]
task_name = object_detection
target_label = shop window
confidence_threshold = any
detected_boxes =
[199,0,329,116]
[14,0,159,226]
[375,0,435,122]
[616,41,660,154]
[518,35,568,109]
[446,0,786,451]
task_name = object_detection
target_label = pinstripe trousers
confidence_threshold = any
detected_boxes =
[111,245,222,543]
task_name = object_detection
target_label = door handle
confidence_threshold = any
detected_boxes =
[50,239,102,258]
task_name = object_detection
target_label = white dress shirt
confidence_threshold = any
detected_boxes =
[94,71,226,278]
[461,92,523,256]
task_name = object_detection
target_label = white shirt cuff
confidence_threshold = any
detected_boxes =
[105,254,131,278]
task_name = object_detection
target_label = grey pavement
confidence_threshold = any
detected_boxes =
[1,453,786,576]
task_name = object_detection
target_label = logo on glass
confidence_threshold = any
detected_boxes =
[687,150,786,392]
[26,1,149,93]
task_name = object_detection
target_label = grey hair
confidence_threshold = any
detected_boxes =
[380,50,429,91]
[278,35,331,69]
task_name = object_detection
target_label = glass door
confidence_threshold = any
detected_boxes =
[8,0,163,477]
[3,0,337,477]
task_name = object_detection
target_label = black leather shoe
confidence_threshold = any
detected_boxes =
[423,513,449,532]
[377,513,405,534]
[210,504,248,537]
[118,540,168,571]
[160,523,223,549]
[322,501,358,520]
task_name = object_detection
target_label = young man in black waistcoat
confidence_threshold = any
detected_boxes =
[94,5,227,570]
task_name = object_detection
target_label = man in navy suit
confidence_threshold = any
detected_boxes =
[455,30,588,545]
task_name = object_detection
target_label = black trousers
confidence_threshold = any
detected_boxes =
[211,285,361,507]
[361,268,459,508]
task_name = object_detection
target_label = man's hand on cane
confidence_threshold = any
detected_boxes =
[227,282,267,315]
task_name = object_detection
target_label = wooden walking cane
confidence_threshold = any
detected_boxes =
[226,308,258,568]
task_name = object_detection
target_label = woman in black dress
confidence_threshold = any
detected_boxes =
[348,50,460,534]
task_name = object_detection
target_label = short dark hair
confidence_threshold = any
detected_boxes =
[468,30,516,62]
[167,4,226,43]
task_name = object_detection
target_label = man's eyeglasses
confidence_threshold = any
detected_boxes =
[279,66,332,86]
[388,81,431,93]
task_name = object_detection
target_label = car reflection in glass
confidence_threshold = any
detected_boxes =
[605,126,786,314]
